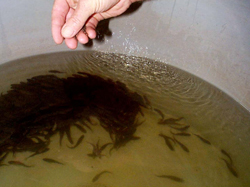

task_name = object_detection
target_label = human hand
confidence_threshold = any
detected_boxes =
[52,0,141,49]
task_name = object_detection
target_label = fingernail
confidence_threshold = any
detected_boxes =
[62,26,74,38]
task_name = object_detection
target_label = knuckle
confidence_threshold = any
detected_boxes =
[71,16,82,26]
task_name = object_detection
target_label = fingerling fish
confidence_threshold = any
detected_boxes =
[67,135,84,149]
[92,170,112,182]
[193,134,211,145]
[173,137,189,153]
[156,175,184,182]
[43,158,64,165]
[8,161,32,167]
[221,158,238,178]
[221,149,233,164]
[159,133,175,151]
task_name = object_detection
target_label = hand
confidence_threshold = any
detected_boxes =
[52,0,141,49]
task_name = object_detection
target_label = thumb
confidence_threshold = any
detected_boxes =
[62,1,93,38]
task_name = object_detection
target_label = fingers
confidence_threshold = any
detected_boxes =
[62,0,93,38]
[76,30,89,44]
[85,16,99,39]
[52,0,70,44]
[65,37,78,49]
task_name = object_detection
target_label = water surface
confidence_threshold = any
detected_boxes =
[0,51,249,187]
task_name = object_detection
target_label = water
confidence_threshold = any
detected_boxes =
[0,51,249,187]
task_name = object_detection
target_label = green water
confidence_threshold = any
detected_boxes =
[0,51,249,187]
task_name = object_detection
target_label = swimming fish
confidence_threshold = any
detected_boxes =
[8,161,32,167]
[65,125,74,144]
[0,164,8,167]
[156,175,184,182]
[173,137,189,153]
[154,108,165,120]
[74,124,87,133]
[221,158,238,178]
[159,133,175,151]
[221,149,233,164]
[87,140,112,159]
[26,147,50,159]
[171,131,191,136]
[48,70,65,74]
[143,95,151,108]
[42,158,64,165]
[92,170,112,182]
[194,134,211,145]
[0,152,8,162]
[158,117,184,125]
[67,135,84,149]
[170,125,190,132]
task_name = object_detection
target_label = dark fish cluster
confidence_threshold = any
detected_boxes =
[0,70,239,184]
[0,71,147,163]
[155,108,211,152]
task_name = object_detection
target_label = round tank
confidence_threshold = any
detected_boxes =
[0,1,249,187]
[0,0,249,111]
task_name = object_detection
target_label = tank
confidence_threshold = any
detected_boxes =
[0,1,249,187]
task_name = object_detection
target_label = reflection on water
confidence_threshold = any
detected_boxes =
[0,51,249,187]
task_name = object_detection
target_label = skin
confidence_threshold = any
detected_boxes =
[52,0,142,49]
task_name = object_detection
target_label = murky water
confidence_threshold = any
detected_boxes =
[0,51,250,187]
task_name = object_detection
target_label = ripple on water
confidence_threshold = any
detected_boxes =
[0,51,249,187]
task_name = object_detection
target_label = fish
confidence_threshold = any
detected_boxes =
[59,129,65,146]
[170,125,190,132]
[74,124,87,133]
[79,120,93,131]
[8,161,32,167]
[156,175,184,182]
[67,135,84,149]
[88,141,112,159]
[154,108,165,120]
[48,70,64,74]
[143,95,151,108]
[26,147,50,159]
[194,134,211,145]
[158,117,184,125]
[221,149,233,164]
[221,158,238,178]
[0,152,8,162]
[0,164,8,167]
[159,133,175,151]
[65,125,74,144]
[42,158,64,165]
[171,131,191,136]
[92,170,112,182]
[173,137,189,153]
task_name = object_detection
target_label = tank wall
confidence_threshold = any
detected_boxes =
[0,0,249,111]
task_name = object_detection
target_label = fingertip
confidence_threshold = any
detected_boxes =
[52,24,64,44]
[87,29,96,39]
[65,38,78,49]
[76,31,89,44]
[53,36,64,45]
[62,25,75,38]
[62,1,93,39]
